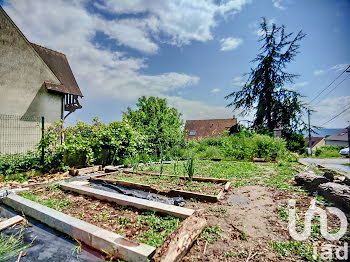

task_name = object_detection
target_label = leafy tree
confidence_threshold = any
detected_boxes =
[123,96,184,157]
[225,18,307,151]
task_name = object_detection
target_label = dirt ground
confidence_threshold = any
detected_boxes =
[182,185,348,262]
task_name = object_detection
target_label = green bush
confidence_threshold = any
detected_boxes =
[314,145,344,158]
[0,152,40,178]
[191,132,288,161]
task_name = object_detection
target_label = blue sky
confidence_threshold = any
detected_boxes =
[2,0,350,128]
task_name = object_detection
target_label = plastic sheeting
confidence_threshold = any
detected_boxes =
[90,180,186,207]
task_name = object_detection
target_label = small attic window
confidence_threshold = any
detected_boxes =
[189,130,196,136]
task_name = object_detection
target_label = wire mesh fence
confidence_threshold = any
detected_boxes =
[0,114,43,157]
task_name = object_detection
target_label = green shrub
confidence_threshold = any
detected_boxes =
[0,152,41,179]
[191,132,288,161]
[314,145,344,158]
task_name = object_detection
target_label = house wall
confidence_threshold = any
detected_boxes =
[312,138,325,152]
[0,8,62,123]
[0,9,63,154]
[325,140,348,147]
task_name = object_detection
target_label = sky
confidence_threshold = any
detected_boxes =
[1,0,350,128]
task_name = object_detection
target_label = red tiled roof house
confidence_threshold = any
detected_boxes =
[184,118,237,140]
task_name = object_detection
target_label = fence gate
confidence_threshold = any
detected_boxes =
[0,114,43,156]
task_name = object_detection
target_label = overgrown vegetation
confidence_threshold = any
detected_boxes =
[314,145,344,158]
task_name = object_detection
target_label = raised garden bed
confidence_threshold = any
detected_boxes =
[18,186,180,248]
[92,170,230,202]
[4,182,206,261]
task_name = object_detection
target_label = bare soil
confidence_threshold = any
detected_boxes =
[103,172,223,195]
[182,185,349,262]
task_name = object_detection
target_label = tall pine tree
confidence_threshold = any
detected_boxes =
[226,18,307,146]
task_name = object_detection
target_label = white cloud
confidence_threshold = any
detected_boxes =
[313,64,349,76]
[311,96,350,127]
[96,0,252,46]
[3,0,199,102]
[289,81,309,90]
[4,0,252,122]
[165,96,234,120]
[211,88,220,93]
[219,37,243,51]
[272,0,286,10]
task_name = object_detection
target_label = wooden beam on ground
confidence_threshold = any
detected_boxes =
[168,189,218,202]
[224,182,231,191]
[75,165,102,175]
[3,194,155,262]
[60,182,194,219]
[90,178,158,193]
[153,210,207,262]
[123,170,229,183]
[0,215,24,231]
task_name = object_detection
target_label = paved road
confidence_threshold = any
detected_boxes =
[299,158,350,177]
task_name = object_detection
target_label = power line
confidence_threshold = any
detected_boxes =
[320,105,350,127]
[319,74,350,101]
[309,65,350,105]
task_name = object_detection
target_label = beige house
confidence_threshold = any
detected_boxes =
[0,7,83,154]
[0,6,83,123]
[305,137,325,152]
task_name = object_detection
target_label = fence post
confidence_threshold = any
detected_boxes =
[41,116,45,165]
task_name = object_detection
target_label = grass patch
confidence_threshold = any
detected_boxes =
[270,241,318,261]
[0,228,33,261]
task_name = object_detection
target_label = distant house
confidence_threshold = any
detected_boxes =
[0,6,83,123]
[184,118,237,140]
[325,126,349,147]
[305,137,325,152]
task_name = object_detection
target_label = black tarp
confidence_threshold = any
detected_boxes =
[90,180,186,207]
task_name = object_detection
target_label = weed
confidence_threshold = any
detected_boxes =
[277,206,289,221]
[200,226,221,244]
[71,239,82,260]
[270,241,319,261]
[239,231,247,240]
[0,228,33,261]
[183,157,195,181]
[208,206,227,215]
[224,250,248,258]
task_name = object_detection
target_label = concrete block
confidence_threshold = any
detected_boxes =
[3,194,155,262]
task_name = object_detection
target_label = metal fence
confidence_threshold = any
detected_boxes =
[0,114,43,156]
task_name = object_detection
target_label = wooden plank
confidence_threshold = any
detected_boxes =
[75,165,102,175]
[60,182,194,219]
[123,170,229,183]
[224,182,231,191]
[90,178,158,193]
[216,190,224,201]
[153,210,207,262]
[0,215,24,231]
[167,189,218,202]
[3,194,155,262]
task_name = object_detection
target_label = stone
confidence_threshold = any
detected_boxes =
[294,172,328,190]
[317,182,350,213]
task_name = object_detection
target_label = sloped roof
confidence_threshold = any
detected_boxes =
[184,118,237,139]
[305,136,324,148]
[325,126,349,142]
[31,43,83,97]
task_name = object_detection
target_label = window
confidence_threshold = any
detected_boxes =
[189,130,196,136]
